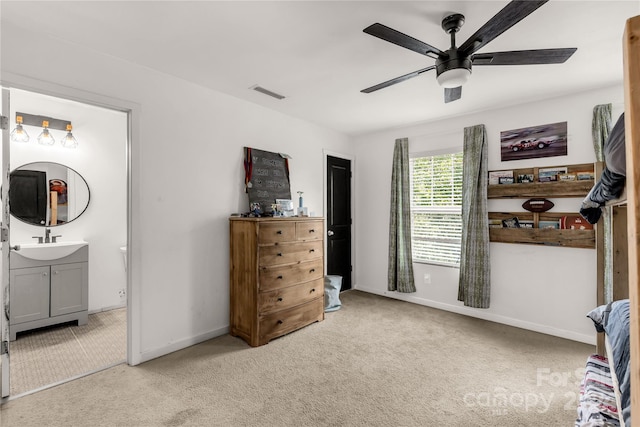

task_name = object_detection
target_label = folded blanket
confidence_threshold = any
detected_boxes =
[576,354,620,427]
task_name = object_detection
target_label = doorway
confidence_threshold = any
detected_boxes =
[1,87,128,398]
[326,155,352,291]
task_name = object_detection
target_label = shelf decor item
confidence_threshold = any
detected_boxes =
[244,147,291,215]
[488,170,513,185]
[517,174,535,183]
[502,217,520,228]
[538,167,568,182]
[522,198,554,212]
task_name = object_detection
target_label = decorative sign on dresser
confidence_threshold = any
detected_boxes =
[229,217,325,346]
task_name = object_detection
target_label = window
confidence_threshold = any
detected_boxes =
[410,151,463,267]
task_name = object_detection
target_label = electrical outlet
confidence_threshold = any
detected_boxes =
[118,289,126,298]
[423,273,431,284]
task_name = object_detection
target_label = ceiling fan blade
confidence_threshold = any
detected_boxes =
[459,0,549,55]
[363,23,444,58]
[444,87,462,103]
[472,48,577,65]
[361,65,436,93]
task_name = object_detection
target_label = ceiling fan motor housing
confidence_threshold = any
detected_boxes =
[435,48,472,79]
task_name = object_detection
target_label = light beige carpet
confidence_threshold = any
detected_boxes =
[9,308,126,396]
[0,291,593,426]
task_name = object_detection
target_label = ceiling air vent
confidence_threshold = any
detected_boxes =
[250,85,286,100]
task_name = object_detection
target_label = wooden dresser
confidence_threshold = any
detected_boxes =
[229,217,325,346]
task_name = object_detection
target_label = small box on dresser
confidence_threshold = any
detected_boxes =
[229,216,325,347]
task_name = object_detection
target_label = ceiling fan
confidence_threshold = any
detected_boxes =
[361,0,577,103]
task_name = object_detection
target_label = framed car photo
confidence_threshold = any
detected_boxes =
[500,121,568,161]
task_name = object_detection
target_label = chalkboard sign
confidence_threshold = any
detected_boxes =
[244,147,291,214]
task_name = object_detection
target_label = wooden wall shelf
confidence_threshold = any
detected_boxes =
[488,163,596,248]
[489,227,595,248]
[488,180,595,199]
[488,163,595,198]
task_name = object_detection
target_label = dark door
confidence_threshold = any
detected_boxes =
[326,155,352,291]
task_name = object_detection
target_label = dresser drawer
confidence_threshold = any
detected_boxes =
[259,297,324,344]
[259,240,323,267]
[259,222,295,244]
[296,221,323,241]
[259,278,323,314]
[259,258,323,291]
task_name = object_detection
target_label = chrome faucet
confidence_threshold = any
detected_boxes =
[32,228,60,244]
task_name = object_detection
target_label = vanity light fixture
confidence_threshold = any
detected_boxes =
[10,115,30,143]
[60,124,78,149]
[37,120,56,146]
[14,112,77,148]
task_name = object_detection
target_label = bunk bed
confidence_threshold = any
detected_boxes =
[575,14,639,427]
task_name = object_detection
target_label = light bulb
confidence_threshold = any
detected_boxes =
[61,124,78,148]
[37,120,55,146]
[10,116,30,143]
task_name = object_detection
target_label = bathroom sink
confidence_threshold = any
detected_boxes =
[13,241,88,261]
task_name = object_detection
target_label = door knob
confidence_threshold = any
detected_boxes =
[327,230,334,236]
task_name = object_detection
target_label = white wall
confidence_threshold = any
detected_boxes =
[7,89,128,312]
[1,21,352,363]
[353,85,625,344]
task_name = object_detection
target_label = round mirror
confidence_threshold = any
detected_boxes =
[10,162,90,227]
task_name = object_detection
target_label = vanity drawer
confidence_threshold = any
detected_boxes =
[296,221,323,241]
[259,258,324,291]
[259,278,324,314]
[258,297,324,344]
[259,240,323,267]
[258,222,295,244]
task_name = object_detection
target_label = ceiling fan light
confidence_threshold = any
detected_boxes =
[436,68,471,88]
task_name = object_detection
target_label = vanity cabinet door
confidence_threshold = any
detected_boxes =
[50,262,88,317]
[9,266,50,325]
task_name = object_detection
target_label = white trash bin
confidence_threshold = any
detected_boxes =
[324,275,342,312]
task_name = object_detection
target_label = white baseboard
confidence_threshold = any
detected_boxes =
[88,303,126,314]
[138,326,230,364]
[354,285,595,345]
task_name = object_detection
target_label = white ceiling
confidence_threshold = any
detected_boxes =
[2,1,638,136]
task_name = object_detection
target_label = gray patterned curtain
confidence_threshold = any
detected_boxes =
[592,104,613,302]
[592,104,612,162]
[388,137,415,293]
[457,125,490,308]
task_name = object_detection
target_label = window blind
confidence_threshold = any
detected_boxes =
[410,152,463,267]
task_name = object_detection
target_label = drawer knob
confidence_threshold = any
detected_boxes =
[277,297,283,302]
[276,230,283,235]
[277,275,283,280]
[277,320,283,324]
[310,288,316,293]
[277,252,283,257]
[309,229,315,233]
[309,269,315,273]
[309,249,315,253]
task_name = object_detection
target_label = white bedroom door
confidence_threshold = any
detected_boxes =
[1,87,11,398]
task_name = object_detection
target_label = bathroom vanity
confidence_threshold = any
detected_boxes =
[9,243,88,341]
